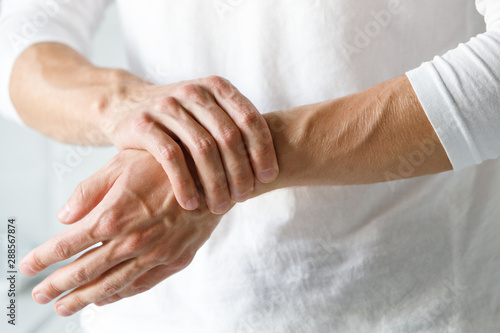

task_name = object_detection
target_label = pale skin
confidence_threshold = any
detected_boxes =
[13,43,453,317]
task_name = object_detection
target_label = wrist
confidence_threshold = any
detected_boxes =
[92,68,151,145]
[251,107,314,197]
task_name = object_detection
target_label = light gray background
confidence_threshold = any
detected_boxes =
[0,2,128,332]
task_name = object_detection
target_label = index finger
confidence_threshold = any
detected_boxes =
[20,217,100,276]
[202,76,279,183]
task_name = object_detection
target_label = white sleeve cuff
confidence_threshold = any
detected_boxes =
[406,30,500,170]
[406,63,481,171]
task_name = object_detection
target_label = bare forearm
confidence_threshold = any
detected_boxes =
[256,75,452,195]
[10,42,145,145]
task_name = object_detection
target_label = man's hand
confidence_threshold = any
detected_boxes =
[106,75,278,214]
[20,150,224,317]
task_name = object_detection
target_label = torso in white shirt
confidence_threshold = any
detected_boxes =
[27,0,500,332]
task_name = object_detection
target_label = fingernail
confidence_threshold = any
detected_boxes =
[185,196,200,210]
[56,305,73,317]
[34,293,51,304]
[233,190,251,202]
[20,263,35,276]
[214,201,230,214]
[57,204,71,222]
[258,168,278,183]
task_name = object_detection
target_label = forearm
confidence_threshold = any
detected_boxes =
[256,75,452,195]
[10,42,146,145]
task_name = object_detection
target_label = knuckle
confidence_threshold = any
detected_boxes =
[158,144,181,162]
[73,181,88,203]
[208,177,229,195]
[93,214,119,239]
[131,112,152,133]
[249,144,273,161]
[177,84,205,103]
[205,75,232,97]
[172,175,192,193]
[205,75,227,86]
[230,171,252,188]
[46,280,62,297]
[72,294,89,310]
[171,253,194,271]
[106,294,122,303]
[30,252,45,272]
[154,96,178,113]
[192,136,216,156]
[217,127,241,148]
[142,250,164,266]
[121,232,145,254]
[71,267,91,285]
[94,221,115,239]
[239,111,262,130]
[234,139,249,156]
[258,127,274,145]
[157,249,177,264]
[52,237,71,261]
[99,281,121,296]
[131,282,153,294]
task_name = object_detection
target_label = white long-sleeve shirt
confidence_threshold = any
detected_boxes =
[1,1,500,332]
